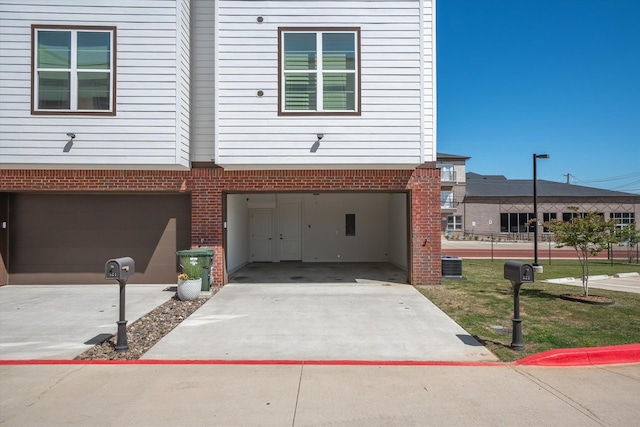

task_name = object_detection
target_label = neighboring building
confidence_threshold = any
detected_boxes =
[462,173,640,239]
[434,154,639,239]
[0,1,440,285]
[436,153,469,235]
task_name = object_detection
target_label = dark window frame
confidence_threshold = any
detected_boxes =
[562,212,588,222]
[31,24,117,116]
[542,212,557,232]
[278,27,361,116]
[447,215,462,231]
[500,212,535,233]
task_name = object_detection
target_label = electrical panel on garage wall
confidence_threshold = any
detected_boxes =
[346,214,356,236]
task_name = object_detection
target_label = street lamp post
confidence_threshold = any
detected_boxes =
[533,153,549,272]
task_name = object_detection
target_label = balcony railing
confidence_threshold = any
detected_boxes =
[441,199,457,210]
[441,170,457,183]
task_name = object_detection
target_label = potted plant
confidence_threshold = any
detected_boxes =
[177,257,203,301]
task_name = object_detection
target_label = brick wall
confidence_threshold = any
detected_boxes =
[1,167,442,285]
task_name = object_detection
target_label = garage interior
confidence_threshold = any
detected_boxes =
[225,192,410,283]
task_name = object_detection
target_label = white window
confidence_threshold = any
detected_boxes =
[441,191,455,209]
[447,215,462,231]
[279,28,360,115]
[611,212,635,225]
[32,25,115,115]
[439,165,456,182]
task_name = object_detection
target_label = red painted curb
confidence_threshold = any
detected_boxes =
[514,343,640,366]
[2,345,638,367]
[0,359,504,367]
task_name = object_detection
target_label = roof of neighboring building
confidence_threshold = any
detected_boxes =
[436,152,471,161]
[466,172,640,198]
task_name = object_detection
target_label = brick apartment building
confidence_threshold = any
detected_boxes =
[0,0,441,286]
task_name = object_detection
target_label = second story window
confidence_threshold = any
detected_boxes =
[440,165,456,182]
[32,25,116,115]
[441,191,455,209]
[279,28,360,115]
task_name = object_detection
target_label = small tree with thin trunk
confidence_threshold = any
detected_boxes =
[617,224,640,263]
[545,209,617,296]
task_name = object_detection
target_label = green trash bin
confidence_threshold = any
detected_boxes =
[176,248,214,291]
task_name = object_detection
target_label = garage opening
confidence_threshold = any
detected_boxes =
[6,193,191,285]
[225,192,409,283]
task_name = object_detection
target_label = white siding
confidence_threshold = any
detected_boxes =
[423,0,436,162]
[214,0,435,169]
[0,0,190,169]
[177,0,191,165]
[191,0,216,162]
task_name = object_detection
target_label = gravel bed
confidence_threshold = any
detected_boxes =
[75,286,222,360]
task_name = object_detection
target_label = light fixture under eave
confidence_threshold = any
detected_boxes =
[310,134,323,153]
[63,132,76,152]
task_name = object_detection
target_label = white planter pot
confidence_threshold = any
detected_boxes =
[177,278,202,301]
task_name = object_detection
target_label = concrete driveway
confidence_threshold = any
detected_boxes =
[142,282,498,362]
[0,281,498,362]
[0,285,173,360]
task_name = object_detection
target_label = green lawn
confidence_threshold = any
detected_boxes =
[417,259,640,362]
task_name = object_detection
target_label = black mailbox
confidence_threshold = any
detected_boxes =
[105,257,135,281]
[504,260,534,284]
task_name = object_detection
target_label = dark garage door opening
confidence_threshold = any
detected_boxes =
[7,193,191,285]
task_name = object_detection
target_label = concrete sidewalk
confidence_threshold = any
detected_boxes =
[544,273,640,294]
[1,363,639,426]
[142,282,498,362]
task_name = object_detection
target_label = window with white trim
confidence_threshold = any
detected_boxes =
[611,212,635,225]
[441,191,455,209]
[32,25,115,115]
[447,215,462,231]
[279,28,360,115]
[439,165,456,182]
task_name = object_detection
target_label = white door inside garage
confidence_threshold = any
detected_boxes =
[250,209,273,262]
[226,192,408,276]
[249,200,302,262]
[278,199,302,260]
[7,193,191,285]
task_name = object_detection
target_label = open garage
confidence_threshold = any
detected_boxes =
[6,193,191,285]
[2,168,442,287]
[224,192,409,281]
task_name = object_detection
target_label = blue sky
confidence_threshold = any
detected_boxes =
[436,0,640,194]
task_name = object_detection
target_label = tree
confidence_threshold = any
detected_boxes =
[545,210,617,296]
[616,223,640,263]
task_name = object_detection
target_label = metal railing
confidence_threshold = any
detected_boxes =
[440,170,457,183]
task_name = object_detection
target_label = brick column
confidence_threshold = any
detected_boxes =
[190,168,225,285]
[408,167,442,285]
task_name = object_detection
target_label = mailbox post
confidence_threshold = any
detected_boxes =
[503,260,534,350]
[105,257,135,352]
